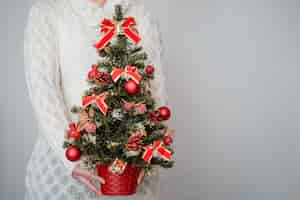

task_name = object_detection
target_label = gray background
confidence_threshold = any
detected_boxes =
[1,0,300,200]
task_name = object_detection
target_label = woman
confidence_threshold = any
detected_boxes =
[24,0,168,199]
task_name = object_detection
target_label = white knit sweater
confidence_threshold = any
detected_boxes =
[24,0,168,199]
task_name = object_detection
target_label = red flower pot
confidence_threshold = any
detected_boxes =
[97,163,141,196]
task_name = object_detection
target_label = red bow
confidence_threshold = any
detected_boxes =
[82,92,108,115]
[94,17,141,50]
[67,123,81,139]
[111,66,142,84]
[142,140,172,163]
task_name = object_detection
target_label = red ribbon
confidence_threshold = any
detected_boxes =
[142,140,172,163]
[111,66,142,84]
[67,123,81,139]
[82,92,108,115]
[94,17,141,50]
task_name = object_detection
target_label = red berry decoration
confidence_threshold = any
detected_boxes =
[158,106,171,121]
[65,146,81,162]
[163,136,173,145]
[88,64,100,80]
[145,65,155,75]
[124,80,140,95]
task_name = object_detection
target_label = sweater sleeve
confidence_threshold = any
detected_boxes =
[24,2,78,175]
[143,15,169,107]
[137,14,169,200]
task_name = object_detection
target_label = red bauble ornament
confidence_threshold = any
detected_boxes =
[150,110,161,122]
[124,80,140,95]
[158,106,171,121]
[65,146,81,162]
[163,136,173,145]
[145,65,155,75]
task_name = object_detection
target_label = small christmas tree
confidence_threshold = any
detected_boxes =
[63,5,175,193]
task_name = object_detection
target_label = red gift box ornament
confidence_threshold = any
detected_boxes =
[111,66,142,85]
[94,17,141,50]
[109,158,128,174]
[142,140,172,163]
[82,92,109,115]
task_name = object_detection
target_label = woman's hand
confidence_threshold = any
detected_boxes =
[73,164,144,195]
[72,164,105,196]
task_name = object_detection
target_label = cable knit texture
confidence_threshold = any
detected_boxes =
[24,0,168,199]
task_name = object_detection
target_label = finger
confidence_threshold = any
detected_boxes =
[71,164,82,178]
[89,173,106,184]
[73,168,105,184]
[76,176,101,195]
[137,170,145,185]
[73,168,93,179]
[96,190,103,196]
[72,175,102,196]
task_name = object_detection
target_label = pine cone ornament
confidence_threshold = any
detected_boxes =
[87,64,112,87]
[95,71,113,87]
[125,132,144,152]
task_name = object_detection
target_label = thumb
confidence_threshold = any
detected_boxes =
[73,175,101,195]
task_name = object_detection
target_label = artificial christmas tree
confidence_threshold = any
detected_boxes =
[63,5,175,196]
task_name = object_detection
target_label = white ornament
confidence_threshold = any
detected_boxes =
[111,109,124,120]
[126,151,141,157]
